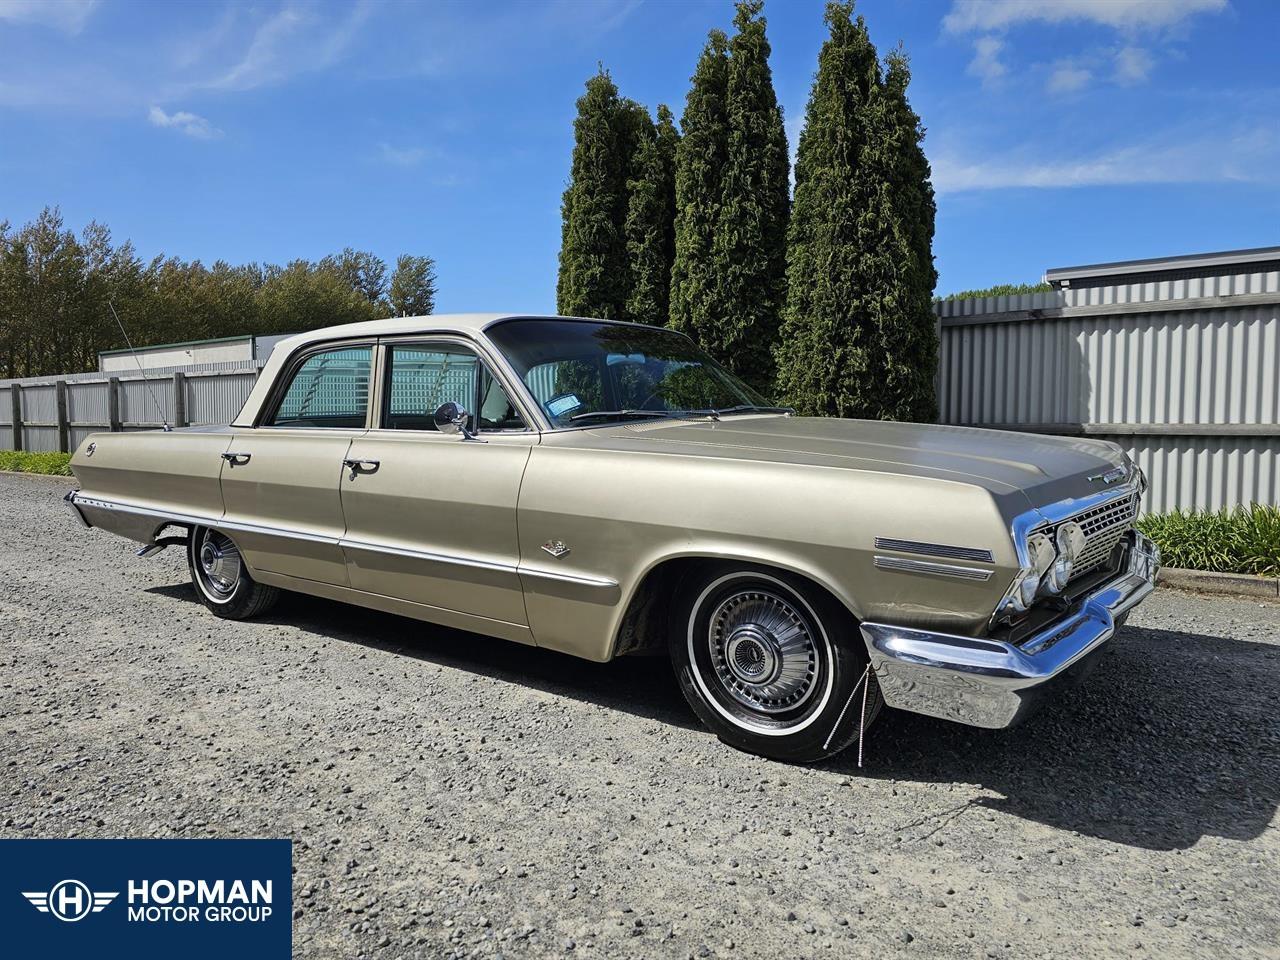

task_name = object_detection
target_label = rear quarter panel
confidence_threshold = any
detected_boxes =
[69,429,233,542]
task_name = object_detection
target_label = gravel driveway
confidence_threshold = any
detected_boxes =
[1,472,1277,959]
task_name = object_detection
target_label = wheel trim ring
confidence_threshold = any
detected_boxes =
[194,528,241,603]
[686,573,836,737]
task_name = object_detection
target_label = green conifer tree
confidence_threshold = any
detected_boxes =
[775,2,938,421]
[556,70,635,320]
[716,0,790,391]
[669,31,729,342]
[624,104,679,326]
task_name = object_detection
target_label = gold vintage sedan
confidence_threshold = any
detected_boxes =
[65,314,1159,762]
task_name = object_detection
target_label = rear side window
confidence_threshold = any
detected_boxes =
[267,346,372,428]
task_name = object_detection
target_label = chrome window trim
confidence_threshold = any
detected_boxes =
[873,556,994,582]
[255,338,378,431]
[66,492,617,591]
[873,538,994,563]
[376,334,541,435]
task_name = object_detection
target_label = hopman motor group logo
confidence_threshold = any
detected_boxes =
[23,880,117,922]
[21,877,273,925]
[3,839,291,960]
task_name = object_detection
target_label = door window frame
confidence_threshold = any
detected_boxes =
[254,338,378,431]
[370,335,538,435]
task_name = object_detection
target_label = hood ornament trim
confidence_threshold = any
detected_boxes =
[1088,465,1128,485]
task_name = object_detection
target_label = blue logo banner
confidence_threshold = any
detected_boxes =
[0,839,291,960]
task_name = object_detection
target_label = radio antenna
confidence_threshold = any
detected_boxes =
[108,301,172,432]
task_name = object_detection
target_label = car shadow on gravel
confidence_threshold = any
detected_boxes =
[145,582,700,732]
[825,623,1280,851]
[148,582,1278,851]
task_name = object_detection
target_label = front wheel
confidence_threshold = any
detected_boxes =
[187,526,279,620]
[670,564,882,763]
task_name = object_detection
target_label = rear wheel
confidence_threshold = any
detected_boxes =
[670,564,882,763]
[187,526,279,620]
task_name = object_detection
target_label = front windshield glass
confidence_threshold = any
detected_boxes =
[486,319,777,428]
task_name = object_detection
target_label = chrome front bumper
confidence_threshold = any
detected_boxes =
[860,531,1160,729]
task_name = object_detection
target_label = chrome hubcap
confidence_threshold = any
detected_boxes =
[708,590,818,714]
[197,530,241,597]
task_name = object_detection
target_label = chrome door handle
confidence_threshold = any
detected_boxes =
[343,458,380,480]
[221,452,251,467]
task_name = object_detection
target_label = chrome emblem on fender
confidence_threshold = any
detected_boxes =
[541,540,570,559]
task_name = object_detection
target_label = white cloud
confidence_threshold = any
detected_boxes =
[204,1,373,93]
[0,0,98,33]
[967,35,1008,84]
[944,0,1227,34]
[377,143,429,167]
[1113,46,1154,84]
[932,128,1278,193]
[1047,62,1091,94]
[148,105,222,140]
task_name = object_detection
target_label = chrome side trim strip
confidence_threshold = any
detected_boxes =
[873,537,994,563]
[873,556,994,582]
[340,538,518,575]
[69,492,619,591]
[517,565,619,589]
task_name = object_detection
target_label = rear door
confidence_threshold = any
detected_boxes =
[338,338,536,628]
[220,341,373,586]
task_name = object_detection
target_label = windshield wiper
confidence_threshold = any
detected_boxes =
[567,409,680,423]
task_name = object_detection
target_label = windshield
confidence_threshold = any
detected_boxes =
[486,319,778,428]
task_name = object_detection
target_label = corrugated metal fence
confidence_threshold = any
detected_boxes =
[0,361,264,453]
[937,266,1280,513]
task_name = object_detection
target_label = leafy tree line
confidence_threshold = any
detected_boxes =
[557,0,938,421]
[0,207,437,379]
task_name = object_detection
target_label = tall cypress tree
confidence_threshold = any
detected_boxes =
[876,48,939,421]
[669,31,729,343]
[557,70,636,320]
[624,104,679,326]
[716,0,790,391]
[775,2,938,421]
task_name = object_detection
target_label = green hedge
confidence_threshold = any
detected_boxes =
[0,450,74,476]
[1138,505,1280,578]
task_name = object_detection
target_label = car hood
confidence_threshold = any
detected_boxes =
[611,415,1128,506]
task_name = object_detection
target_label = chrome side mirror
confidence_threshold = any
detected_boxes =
[433,401,479,440]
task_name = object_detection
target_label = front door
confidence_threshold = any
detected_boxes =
[339,340,535,627]
[220,342,374,586]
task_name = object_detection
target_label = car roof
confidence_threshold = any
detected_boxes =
[231,312,640,428]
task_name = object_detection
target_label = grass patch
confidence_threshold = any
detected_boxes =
[1138,504,1280,578]
[0,450,73,476]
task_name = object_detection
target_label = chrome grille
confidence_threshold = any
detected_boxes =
[1045,492,1140,580]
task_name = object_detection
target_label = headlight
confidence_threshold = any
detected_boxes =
[1045,521,1085,593]
[1007,533,1054,612]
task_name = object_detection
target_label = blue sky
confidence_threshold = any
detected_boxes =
[0,0,1275,311]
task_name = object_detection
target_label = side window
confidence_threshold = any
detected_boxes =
[384,344,526,432]
[267,345,372,428]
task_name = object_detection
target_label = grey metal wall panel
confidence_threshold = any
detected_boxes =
[119,378,174,425]
[23,384,56,423]
[187,372,259,425]
[1064,268,1280,307]
[67,381,110,426]
[1112,435,1279,515]
[23,425,57,453]
[940,305,1280,430]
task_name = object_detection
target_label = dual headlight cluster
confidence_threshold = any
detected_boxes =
[1007,520,1087,614]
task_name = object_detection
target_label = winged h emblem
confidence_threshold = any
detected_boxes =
[22,880,118,922]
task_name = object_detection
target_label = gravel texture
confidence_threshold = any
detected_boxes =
[2,472,1278,959]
